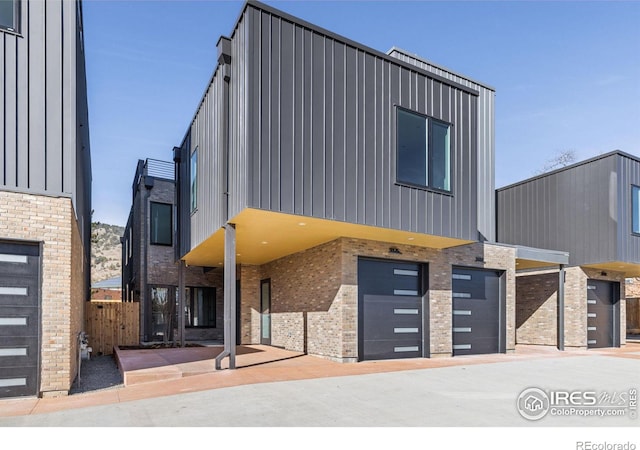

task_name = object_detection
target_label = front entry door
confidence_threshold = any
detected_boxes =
[260,279,271,345]
[587,280,620,348]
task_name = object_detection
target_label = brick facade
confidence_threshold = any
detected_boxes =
[626,278,640,298]
[515,267,626,349]
[237,237,516,362]
[126,177,224,342]
[0,190,87,397]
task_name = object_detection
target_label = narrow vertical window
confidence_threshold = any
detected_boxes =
[150,202,172,246]
[0,0,19,33]
[190,148,198,213]
[430,120,451,191]
[397,109,428,187]
[633,185,640,234]
[396,107,451,192]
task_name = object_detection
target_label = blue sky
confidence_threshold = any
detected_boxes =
[83,0,640,226]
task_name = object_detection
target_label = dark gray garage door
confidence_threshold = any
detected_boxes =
[358,259,426,361]
[452,267,505,356]
[587,280,620,349]
[0,241,40,398]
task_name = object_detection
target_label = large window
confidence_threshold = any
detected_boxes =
[0,0,19,33]
[184,287,216,327]
[150,202,172,246]
[190,148,198,213]
[396,108,451,192]
[633,185,640,234]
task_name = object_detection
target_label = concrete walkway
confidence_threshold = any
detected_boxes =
[0,344,638,427]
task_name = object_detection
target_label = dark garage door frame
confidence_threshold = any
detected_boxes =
[358,257,429,361]
[451,266,506,356]
[0,239,42,398]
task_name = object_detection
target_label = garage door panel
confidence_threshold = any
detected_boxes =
[359,260,424,361]
[0,259,39,277]
[453,338,500,356]
[0,336,38,366]
[0,276,39,307]
[452,317,499,335]
[363,340,422,360]
[0,366,38,398]
[0,308,38,337]
[362,294,422,349]
[359,260,420,296]
[452,267,503,356]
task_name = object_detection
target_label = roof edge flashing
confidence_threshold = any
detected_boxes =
[497,150,639,192]
[387,46,495,92]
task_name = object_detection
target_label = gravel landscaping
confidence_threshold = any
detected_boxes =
[69,355,123,395]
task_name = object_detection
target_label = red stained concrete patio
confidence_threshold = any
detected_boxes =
[1,342,638,418]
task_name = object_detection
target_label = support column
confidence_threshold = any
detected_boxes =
[215,223,236,370]
[557,264,565,351]
[178,260,186,347]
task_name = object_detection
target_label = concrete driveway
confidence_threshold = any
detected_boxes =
[1,347,638,427]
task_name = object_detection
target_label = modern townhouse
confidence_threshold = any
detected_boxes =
[167,0,573,366]
[497,151,640,349]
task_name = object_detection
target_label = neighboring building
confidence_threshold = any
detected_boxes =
[91,276,122,301]
[170,0,567,365]
[122,159,222,343]
[0,0,92,398]
[497,151,640,349]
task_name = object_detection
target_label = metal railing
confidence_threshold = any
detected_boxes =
[145,158,175,181]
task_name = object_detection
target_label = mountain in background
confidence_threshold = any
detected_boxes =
[91,222,124,284]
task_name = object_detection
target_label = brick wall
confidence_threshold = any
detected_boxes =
[0,190,87,397]
[238,237,515,361]
[260,239,345,359]
[238,265,261,344]
[516,271,559,346]
[626,278,640,298]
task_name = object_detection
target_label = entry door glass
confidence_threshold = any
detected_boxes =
[260,279,271,345]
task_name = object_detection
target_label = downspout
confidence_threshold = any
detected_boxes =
[142,165,154,342]
[173,146,186,348]
[220,36,231,223]
[557,264,565,351]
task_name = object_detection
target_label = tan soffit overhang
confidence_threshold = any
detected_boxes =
[581,261,640,278]
[182,208,473,267]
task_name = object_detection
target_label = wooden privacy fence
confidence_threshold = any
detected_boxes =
[85,301,139,355]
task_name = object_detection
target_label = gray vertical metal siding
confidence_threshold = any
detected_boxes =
[245,7,479,241]
[1,0,91,236]
[497,154,620,266]
[187,12,249,250]
[179,2,489,255]
[189,68,225,248]
[389,48,495,242]
[617,154,640,263]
